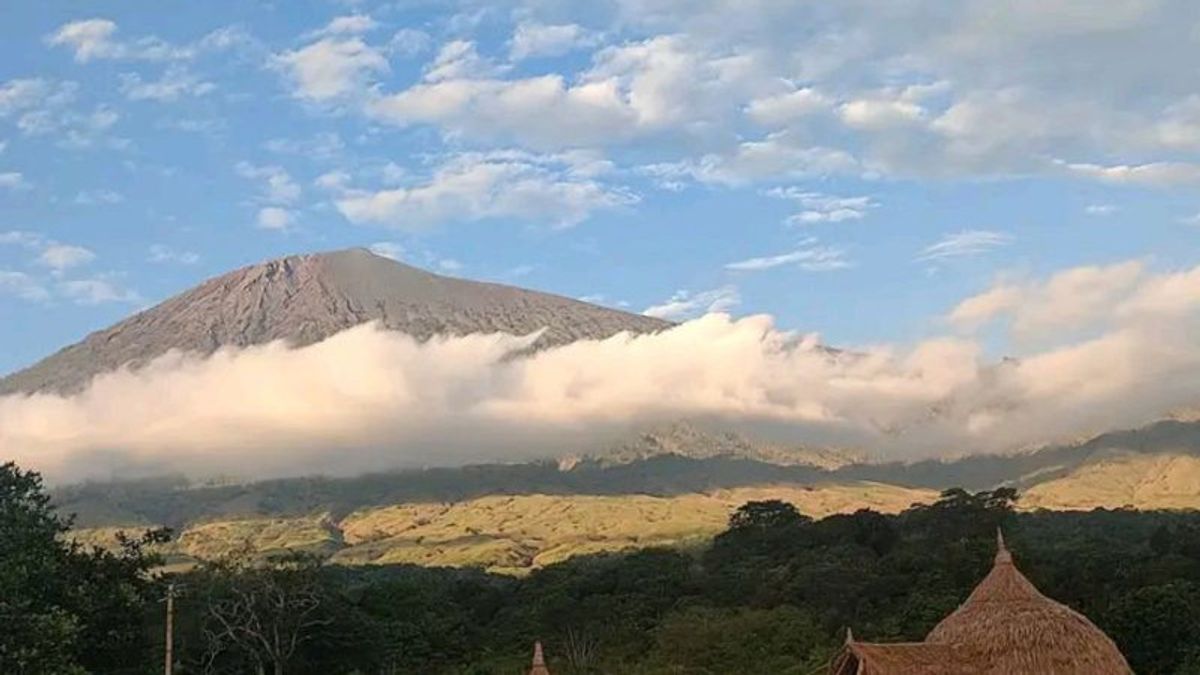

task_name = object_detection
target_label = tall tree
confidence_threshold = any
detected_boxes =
[0,461,166,674]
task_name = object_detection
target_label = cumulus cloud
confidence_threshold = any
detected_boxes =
[37,244,96,273]
[256,206,294,230]
[368,34,777,149]
[274,34,388,101]
[331,151,637,230]
[7,278,1200,483]
[236,162,302,204]
[57,277,140,305]
[949,260,1146,339]
[510,22,600,60]
[45,18,218,63]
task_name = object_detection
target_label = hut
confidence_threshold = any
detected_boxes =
[829,532,1132,674]
[528,641,550,675]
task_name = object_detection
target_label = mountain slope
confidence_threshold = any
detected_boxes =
[0,248,670,396]
[565,421,861,470]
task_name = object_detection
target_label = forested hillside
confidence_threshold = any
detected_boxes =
[10,459,1200,675]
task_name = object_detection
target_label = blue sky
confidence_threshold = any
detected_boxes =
[3,0,1200,376]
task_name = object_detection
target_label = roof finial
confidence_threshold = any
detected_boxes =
[996,527,1012,564]
[532,641,545,666]
[845,627,855,644]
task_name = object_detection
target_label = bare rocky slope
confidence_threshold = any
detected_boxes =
[0,247,670,396]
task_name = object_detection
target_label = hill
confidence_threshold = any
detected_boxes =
[0,247,669,396]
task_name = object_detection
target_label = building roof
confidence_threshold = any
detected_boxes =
[831,639,976,675]
[830,531,1133,675]
[925,531,1132,675]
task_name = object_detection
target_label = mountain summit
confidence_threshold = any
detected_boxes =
[0,248,670,396]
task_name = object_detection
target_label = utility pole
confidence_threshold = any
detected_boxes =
[164,582,176,675]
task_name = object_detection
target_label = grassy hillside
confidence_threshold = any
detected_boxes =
[70,482,935,574]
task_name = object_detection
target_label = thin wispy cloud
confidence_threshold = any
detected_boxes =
[726,240,851,272]
[766,188,877,225]
[1085,204,1116,216]
[917,230,1014,262]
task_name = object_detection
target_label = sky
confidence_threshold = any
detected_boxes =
[6,3,1200,480]
[2,0,1198,376]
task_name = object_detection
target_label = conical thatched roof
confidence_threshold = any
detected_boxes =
[528,641,550,675]
[924,531,1133,675]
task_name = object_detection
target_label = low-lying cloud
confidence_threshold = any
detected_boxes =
[4,259,1200,483]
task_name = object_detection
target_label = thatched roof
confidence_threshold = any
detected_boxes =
[924,531,1133,675]
[528,641,550,675]
[829,532,1132,675]
[831,640,975,675]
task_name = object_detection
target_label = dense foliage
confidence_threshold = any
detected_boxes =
[9,460,1200,674]
[0,462,167,675]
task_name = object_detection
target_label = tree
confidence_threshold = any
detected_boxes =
[197,552,333,675]
[729,500,806,531]
[0,461,166,675]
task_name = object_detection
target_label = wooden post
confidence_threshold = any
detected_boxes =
[164,582,176,675]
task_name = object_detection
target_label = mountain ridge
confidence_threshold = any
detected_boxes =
[0,248,670,396]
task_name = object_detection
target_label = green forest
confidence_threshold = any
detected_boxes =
[4,460,1200,675]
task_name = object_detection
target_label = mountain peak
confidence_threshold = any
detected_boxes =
[0,248,670,396]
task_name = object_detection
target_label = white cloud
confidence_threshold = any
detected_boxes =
[333,152,637,230]
[0,230,45,248]
[307,15,379,38]
[37,244,96,272]
[274,36,388,101]
[57,277,140,305]
[839,98,926,130]
[264,133,344,160]
[510,22,599,60]
[766,187,877,224]
[949,261,1146,339]
[389,28,431,57]
[148,244,199,265]
[0,270,50,302]
[917,230,1014,262]
[18,103,123,150]
[315,170,351,191]
[424,40,507,82]
[369,34,778,150]
[367,241,405,261]
[726,241,851,272]
[0,79,75,118]
[12,287,1200,481]
[645,133,861,187]
[236,162,301,204]
[1085,204,1117,216]
[46,18,193,62]
[0,79,123,150]
[1060,160,1200,187]
[0,172,31,191]
[644,285,739,320]
[746,88,831,127]
[74,189,123,205]
[119,66,215,102]
[256,207,294,230]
